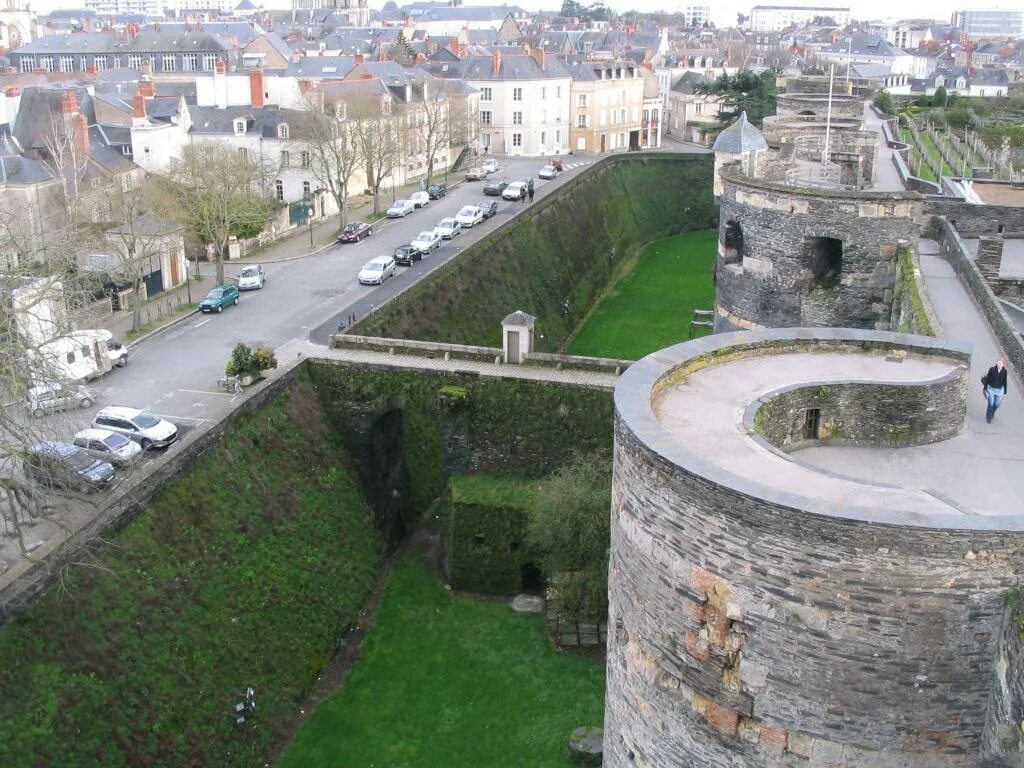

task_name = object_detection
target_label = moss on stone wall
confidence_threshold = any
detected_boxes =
[895,246,936,336]
[352,154,717,350]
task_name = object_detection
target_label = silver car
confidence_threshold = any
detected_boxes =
[25,381,94,418]
[73,428,144,467]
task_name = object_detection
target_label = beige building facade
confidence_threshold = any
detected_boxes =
[569,60,647,154]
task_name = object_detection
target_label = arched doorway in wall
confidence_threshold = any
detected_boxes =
[804,236,843,289]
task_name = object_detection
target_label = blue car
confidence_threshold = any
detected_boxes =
[199,284,240,313]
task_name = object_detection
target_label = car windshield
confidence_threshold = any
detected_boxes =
[416,232,433,239]
[64,449,98,471]
[132,411,161,429]
[365,263,383,271]
[392,201,407,207]
[241,268,258,277]
[459,207,476,216]
[206,289,223,299]
[102,432,132,450]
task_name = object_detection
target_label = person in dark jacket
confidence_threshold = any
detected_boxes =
[984,359,1008,423]
[528,186,535,203]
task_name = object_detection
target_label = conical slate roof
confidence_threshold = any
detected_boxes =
[712,112,768,153]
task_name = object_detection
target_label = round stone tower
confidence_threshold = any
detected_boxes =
[605,329,1024,768]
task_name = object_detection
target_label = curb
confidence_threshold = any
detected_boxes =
[127,307,201,349]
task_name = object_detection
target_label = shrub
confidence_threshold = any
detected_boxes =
[933,86,948,108]
[874,90,894,114]
[225,344,278,377]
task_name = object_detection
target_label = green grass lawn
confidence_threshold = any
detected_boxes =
[566,229,717,360]
[278,558,605,768]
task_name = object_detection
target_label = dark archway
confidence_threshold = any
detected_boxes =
[804,236,843,289]
[723,219,744,263]
[798,109,816,116]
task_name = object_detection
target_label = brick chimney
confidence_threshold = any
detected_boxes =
[415,53,427,65]
[127,22,139,40]
[291,50,302,63]
[355,53,364,64]
[132,91,147,119]
[493,49,502,75]
[530,48,546,69]
[137,76,156,99]
[61,89,79,114]
[73,112,89,157]
[249,67,264,107]
[216,59,227,74]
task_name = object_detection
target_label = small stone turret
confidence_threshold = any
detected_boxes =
[711,112,767,197]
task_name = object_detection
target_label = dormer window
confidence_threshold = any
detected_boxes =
[934,75,945,87]
[234,119,246,135]
[956,77,966,89]
[278,123,289,139]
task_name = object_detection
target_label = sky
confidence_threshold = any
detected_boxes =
[21,0,1023,31]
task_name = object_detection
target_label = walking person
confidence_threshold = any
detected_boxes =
[983,358,1008,423]
[528,185,535,203]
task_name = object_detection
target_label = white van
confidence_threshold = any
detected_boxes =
[28,329,121,383]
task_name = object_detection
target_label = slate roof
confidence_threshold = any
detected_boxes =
[13,85,96,151]
[425,53,571,81]
[15,29,234,55]
[285,56,357,78]
[712,112,768,154]
[820,34,905,58]
[502,310,535,326]
[670,71,711,95]
[188,105,307,138]
[0,129,53,185]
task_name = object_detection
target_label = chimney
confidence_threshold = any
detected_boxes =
[61,89,79,114]
[355,53,364,64]
[530,48,546,69]
[127,22,139,40]
[415,53,427,65]
[249,67,264,107]
[493,49,502,75]
[137,76,156,99]
[291,50,302,62]
[216,58,227,74]
[132,91,147,119]
[73,112,89,157]
[214,58,228,109]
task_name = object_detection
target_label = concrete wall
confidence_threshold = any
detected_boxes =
[714,166,922,331]
[925,197,1024,238]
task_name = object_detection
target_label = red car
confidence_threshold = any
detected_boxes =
[549,158,564,171]
[339,222,373,243]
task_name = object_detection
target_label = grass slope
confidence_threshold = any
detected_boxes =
[0,377,382,768]
[567,230,717,360]
[278,558,605,768]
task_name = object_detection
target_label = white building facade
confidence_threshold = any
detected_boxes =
[749,5,851,32]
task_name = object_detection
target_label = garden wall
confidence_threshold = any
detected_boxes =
[351,153,717,349]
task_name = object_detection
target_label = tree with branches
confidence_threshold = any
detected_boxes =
[160,142,270,286]
[694,70,777,126]
[351,99,405,216]
[301,96,362,231]
[418,80,454,187]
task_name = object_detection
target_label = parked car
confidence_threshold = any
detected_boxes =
[387,199,416,218]
[26,441,115,493]
[502,181,527,201]
[426,183,448,199]
[93,406,178,450]
[433,218,462,239]
[25,381,94,418]
[482,157,498,174]
[549,158,564,171]
[106,338,128,367]
[476,199,499,219]
[237,264,266,290]
[538,164,557,180]
[455,205,484,228]
[411,230,442,254]
[394,244,422,266]
[409,191,430,208]
[358,255,397,285]
[72,427,143,467]
[339,222,373,243]
[199,284,240,313]
[465,167,486,181]
[483,178,509,196]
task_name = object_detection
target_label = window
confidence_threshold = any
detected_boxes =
[513,87,523,101]
[512,133,522,147]
[80,56,88,70]
[275,179,283,201]
[113,55,122,68]
[80,345,90,358]
[956,78,966,89]
[301,151,310,168]
[555,129,561,144]
[60,56,74,73]
[280,150,290,167]
[203,54,218,71]
[480,87,492,101]
[540,131,546,146]
[935,75,945,87]
[39,56,53,72]
[239,147,249,160]
[481,110,492,125]
[577,114,588,128]
[66,351,75,364]
[803,408,821,439]
[182,53,198,72]
[577,93,588,107]
[302,181,311,198]
[94,55,107,71]
[278,123,289,139]
[234,119,246,135]
[695,102,703,115]
[541,86,546,99]
[128,54,142,70]
[121,145,132,156]
[556,86,561,98]
[162,55,176,72]
[19,57,34,73]
[512,111,523,125]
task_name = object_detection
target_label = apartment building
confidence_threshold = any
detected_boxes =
[568,59,647,153]
[749,5,851,32]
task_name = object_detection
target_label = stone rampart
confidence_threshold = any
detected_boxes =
[715,165,923,331]
[776,92,864,118]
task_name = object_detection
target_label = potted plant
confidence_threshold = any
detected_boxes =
[225,344,278,386]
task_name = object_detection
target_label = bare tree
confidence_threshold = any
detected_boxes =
[418,80,453,187]
[89,178,182,334]
[352,100,405,216]
[162,141,271,286]
[301,96,362,230]
[40,113,90,222]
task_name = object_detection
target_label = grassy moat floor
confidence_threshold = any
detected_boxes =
[278,558,605,768]
[567,229,717,360]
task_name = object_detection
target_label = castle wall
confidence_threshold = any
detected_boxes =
[776,93,864,118]
[714,168,922,331]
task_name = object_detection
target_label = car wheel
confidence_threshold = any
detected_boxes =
[32,408,44,418]
[354,235,360,243]
[117,354,128,367]
[216,305,223,313]
[233,297,239,306]
[140,439,152,451]
[79,397,93,409]
[367,228,373,237]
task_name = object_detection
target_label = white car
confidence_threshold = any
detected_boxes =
[411,230,442,254]
[105,338,128,368]
[237,264,266,290]
[455,205,484,228]
[92,406,178,450]
[409,191,430,209]
[482,157,498,174]
[73,427,143,467]
[538,164,557,180]
[387,199,415,218]
[502,181,527,201]
[433,218,462,240]
[358,255,397,285]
